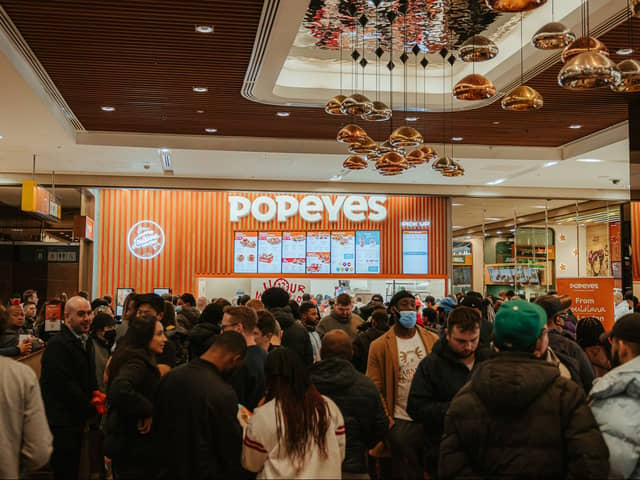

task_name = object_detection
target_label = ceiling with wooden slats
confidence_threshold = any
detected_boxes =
[1,0,638,147]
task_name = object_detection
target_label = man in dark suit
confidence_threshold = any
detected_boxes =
[40,296,97,480]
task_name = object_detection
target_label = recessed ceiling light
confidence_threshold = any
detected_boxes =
[492,121,501,125]
[193,86,208,93]
[277,112,290,117]
[453,225,463,229]
[204,128,218,133]
[509,228,516,232]
[405,116,418,122]
[576,158,603,163]
[196,110,205,114]
[569,124,582,129]
[533,205,547,209]
[616,47,633,55]
[484,217,504,221]
[452,203,464,207]
[543,161,559,168]
[451,136,464,141]
[195,25,214,34]
[159,148,170,153]
[486,178,506,185]
[101,106,115,112]
[496,230,503,235]
[330,174,343,181]
[0,134,3,140]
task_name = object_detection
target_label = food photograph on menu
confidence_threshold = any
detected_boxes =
[331,231,355,274]
[355,231,381,274]
[258,232,282,274]
[402,230,429,274]
[307,232,331,274]
[282,231,306,274]
[234,231,258,273]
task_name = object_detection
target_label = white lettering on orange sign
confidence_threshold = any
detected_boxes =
[228,194,387,223]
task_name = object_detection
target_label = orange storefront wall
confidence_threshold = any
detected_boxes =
[633,202,640,281]
[96,190,449,296]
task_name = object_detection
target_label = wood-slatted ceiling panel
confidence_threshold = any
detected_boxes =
[2,1,638,147]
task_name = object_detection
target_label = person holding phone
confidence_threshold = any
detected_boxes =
[0,304,43,356]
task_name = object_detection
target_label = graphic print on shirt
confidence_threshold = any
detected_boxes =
[398,346,425,385]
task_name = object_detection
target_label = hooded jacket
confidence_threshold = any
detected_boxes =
[269,306,313,366]
[439,352,609,480]
[548,329,595,392]
[316,311,365,339]
[310,357,388,473]
[589,355,640,479]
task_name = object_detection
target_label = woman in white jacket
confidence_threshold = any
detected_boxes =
[242,347,345,479]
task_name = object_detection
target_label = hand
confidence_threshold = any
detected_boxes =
[137,416,152,435]
[18,339,32,355]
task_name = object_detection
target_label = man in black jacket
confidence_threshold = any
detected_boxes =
[40,296,97,480]
[310,330,388,478]
[407,306,489,479]
[352,309,388,373]
[153,331,248,480]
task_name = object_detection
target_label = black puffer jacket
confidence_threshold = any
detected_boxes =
[352,327,387,373]
[269,306,313,366]
[310,357,388,473]
[407,338,490,477]
[549,330,595,392]
[439,352,609,480]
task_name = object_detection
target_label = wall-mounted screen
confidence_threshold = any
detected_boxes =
[153,288,171,296]
[234,232,258,273]
[356,231,381,274]
[307,232,331,274]
[282,232,306,274]
[402,231,429,274]
[331,232,355,274]
[258,232,282,274]
[116,287,134,319]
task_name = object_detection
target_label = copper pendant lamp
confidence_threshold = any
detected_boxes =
[532,22,576,50]
[458,35,499,62]
[442,162,465,177]
[453,73,497,100]
[343,155,368,170]
[561,37,609,63]
[389,126,424,148]
[325,95,347,115]
[362,101,392,121]
[340,93,374,116]
[366,150,381,162]
[432,154,455,172]
[405,149,427,167]
[611,58,640,93]
[349,136,378,154]
[375,151,409,175]
[502,85,544,110]
[558,51,621,89]
[337,124,368,143]
[485,0,547,12]
[419,145,439,162]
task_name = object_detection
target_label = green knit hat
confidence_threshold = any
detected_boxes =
[494,300,547,351]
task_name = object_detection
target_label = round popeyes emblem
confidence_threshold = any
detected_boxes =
[127,220,165,260]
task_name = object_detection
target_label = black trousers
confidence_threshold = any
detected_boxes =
[389,419,424,480]
[50,426,83,480]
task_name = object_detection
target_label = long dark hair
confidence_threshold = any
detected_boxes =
[264,348,330,470]
[108,314,158,387]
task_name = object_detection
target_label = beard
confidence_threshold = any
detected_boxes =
[611,350,621,368]
[455,349,474,359]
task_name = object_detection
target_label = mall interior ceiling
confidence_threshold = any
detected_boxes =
[0,0,638,234]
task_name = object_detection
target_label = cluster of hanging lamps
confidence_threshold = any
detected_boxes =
[453,36,497,101]
[610,0,640,93]
[485,0,547,12]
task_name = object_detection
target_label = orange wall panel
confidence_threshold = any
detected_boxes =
[633,202,640,281]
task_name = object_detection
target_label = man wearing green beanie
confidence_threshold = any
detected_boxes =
[439,300,609,480]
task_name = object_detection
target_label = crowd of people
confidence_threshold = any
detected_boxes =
[1,286,639,480]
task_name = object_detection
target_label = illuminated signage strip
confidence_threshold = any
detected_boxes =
[21,180,62,222]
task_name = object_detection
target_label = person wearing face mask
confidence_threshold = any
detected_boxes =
[90,312,117,393]
[300,301,322,362]
[589,313,640,479]
[366,290,439,480]
[153,331,248,480]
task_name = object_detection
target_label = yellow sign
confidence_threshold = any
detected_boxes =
[21,180,61,220]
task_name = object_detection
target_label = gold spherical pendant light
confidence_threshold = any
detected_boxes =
[405,149,427,167]
[432,155,455,172]
[632,0,640,16]
[366,150,381,162]
[558,51,621,90]
[375,151,409,175]
[419,145,439,162]
[362,101,392,121]
[340,93,374,116]
[458,35,499,62]
[501,85,544,111]
[325,95,347,115]
[343,155,368,170]
[532,22,576,50]
[611,58,640,93]
[389,126,424,148]
[561,37,609,63]
[348,136,378,154]
[485,0,547,12]
[337,124,368,144]
[453,74,497,100]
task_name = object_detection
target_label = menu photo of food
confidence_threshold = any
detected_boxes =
[258,232,282,274]
[331,231,355,274]
[282,231,306,274]
[307,232,331,274]
[234,231,258,273]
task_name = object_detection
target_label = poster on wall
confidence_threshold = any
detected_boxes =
[355,231,381,274]
[585,224,610,277]
[331,232,355,274]
[556,278,615,331]
[282,232,306,274]
[307,232,331,274]
[115,288,134,319]
[402,231,429,274]
[258,232,282,274]
[252,277,310,304]
[234,232,258,273]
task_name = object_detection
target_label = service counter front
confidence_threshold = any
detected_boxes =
[95,189,449,300]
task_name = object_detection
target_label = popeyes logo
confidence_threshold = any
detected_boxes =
[229,194,387,223]
[127,220,165,260]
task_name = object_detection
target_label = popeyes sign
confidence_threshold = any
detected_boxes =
[252,277,310,304]
[229,194,388,223]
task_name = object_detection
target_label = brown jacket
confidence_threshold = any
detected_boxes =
[366,325,439,457]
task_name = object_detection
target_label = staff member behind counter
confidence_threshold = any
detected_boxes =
[0,304,44,357]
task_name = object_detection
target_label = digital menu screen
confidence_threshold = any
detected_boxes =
[402,231,429,274]
[258,232,282,274]
[282,232,306,274]
[234,232,258,273]
[307,232,331,274]
[356,231,381,274]
[331,232,355,274]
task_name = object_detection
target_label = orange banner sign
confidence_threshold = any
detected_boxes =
[556,278,615,331]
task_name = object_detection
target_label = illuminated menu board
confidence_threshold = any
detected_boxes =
[258,232,282,274]
[356,231,380,274]
[234,232,258,273]
[402,231,429,274]
[282,232,306,274]
[307,232,331,274]
[331,232,355,274]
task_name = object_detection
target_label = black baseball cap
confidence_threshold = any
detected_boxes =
[459,294,482,310]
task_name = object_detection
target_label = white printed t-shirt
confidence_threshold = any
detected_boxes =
[394,333,427,421]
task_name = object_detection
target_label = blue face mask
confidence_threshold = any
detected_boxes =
[398,311,417,329]
[175,305,182,313]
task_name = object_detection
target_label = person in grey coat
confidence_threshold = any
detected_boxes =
[590,313,640,479]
